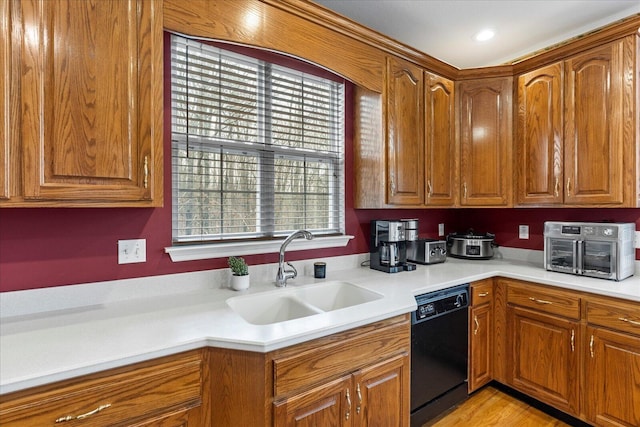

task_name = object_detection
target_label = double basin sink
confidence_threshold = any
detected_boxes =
[226,281,383,325]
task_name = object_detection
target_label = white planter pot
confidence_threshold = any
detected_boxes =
[230,274,250,291]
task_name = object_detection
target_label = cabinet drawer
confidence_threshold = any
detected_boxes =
[272,315,410,397]
[0,351,203,426]
[507,282,580,319]
[587,299,640,336]
[471,280,493,305]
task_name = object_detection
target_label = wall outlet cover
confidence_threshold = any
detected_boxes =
[518,225,529,239]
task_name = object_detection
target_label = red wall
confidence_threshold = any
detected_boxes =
[1,36,639,292]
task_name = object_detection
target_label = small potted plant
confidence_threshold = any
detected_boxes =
[228,256,250,291]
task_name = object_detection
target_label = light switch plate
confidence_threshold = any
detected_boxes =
[118,239,147,264]
[438,223,445,236]
[635,231,640,249]
[519,225,529,239]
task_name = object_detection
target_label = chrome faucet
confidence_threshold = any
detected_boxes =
[275,230,314,287]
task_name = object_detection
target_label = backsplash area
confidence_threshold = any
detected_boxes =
[1,207,638,292]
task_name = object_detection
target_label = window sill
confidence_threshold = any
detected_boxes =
[164,235,355,262]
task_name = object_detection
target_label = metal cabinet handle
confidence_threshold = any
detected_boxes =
[55,404,112,423]
[528,297,552,305]
[427,180,433,197]
[570,329,575,352]
[474,315,480,335]
[463,182,468,199]
[618,317,640,326]
[345,388,351,420]
[589,335,594,358]
[554,177,559,197]
[143,156,149,189]
[478,292,489,297]
[566,177,571,197]
[356,383,362,414]
[390,172,396,195]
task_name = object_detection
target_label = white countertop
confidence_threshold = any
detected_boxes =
[2,250,640,395]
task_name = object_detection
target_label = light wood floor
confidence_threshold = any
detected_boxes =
[424,386,572,427]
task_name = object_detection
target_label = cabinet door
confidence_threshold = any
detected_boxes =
[386,56,424,206]
[424,72,456,206]
[0,0,9,200]
[458,77,512,206]
[507,306,579,415]
[564,39,629,205]
[354,353,409,427]
[516,62,564,205]
[586,326,640,427]
[18,0,162,205]
[469,303,492,392]
[274,375,353,427]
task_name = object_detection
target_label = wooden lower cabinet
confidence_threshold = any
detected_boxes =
[211,314,411,427]
[274,353,408,427]
[274,375,352,426]
[507,306,580,415]
[0,350,209,426]
[585,326,640,427]
[468,279,493,392]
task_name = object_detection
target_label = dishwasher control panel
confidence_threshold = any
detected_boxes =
[412,284,469,324]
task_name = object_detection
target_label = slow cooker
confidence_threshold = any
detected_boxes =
[446,230,497,259]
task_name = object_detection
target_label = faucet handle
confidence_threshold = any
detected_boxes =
[286,262,298,279]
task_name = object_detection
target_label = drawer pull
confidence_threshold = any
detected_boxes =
[478,292,489,297]
[474,315,480,335]
[356,383,362,414]
[529,297,552,305]
[589,335,594,358]
[55,404,112,423]
[345,388,351,420]
[618,317,640,327]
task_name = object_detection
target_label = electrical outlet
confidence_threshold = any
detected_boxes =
[438,223,445,236]
[635,231,640,249]
[118,239,147,264]
[519,225,529,239]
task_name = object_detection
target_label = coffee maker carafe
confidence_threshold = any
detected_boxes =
[370,220,416,273]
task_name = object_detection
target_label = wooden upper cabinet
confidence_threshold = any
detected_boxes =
[458,77,513,206]
[425,72,456,206]
[386,56,425,206]
[564,38,631,206]
[516,62,564,205]
[16,0,163,206]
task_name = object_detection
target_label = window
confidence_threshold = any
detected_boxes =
[170,35,345,245]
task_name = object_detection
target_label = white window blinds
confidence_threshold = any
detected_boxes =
[170,35,345,243]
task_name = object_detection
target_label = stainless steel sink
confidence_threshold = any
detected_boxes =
[226,281,383,325]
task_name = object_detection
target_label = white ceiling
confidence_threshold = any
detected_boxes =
[312,0,640,69]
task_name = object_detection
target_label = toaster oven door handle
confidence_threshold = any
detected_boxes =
[575,240,583,275]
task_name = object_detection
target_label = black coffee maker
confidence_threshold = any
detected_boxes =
[370,220,416,273]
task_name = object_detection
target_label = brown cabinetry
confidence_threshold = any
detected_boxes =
[585,297,640,426]
[386,56,425,205]
[468,279,493,392]
[504,280,580,415]
[2,0,163,207]
[458,77,513,206]
[516,36,638,207]
[424,72,457,206]
[273,315,410,427]
[209,314,411,427]
[0,350,208,426]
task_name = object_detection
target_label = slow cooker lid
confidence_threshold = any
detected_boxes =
[449,230,495,240]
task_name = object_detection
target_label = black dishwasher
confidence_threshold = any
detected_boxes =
[410,284,469,427]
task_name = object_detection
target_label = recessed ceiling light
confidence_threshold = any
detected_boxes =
[474,29,495,42]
